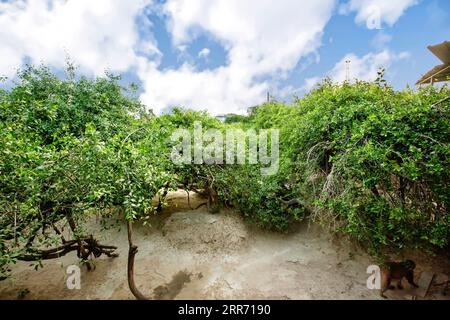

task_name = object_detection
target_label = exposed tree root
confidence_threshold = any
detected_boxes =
[17,236,118,262]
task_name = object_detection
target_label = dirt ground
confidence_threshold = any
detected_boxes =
[0,191,449,300]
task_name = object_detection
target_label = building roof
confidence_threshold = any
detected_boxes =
[416,41,450,85]
[428,41,450,64]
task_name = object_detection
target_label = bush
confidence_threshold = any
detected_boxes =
[247,79,449,251]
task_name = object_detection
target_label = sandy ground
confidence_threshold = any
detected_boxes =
[0,191,449,300]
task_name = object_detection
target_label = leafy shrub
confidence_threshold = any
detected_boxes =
[258,79,449,251]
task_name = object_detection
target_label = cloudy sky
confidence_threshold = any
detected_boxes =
[0,0,449,115]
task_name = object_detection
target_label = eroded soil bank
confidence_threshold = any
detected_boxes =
[1,191,448,300]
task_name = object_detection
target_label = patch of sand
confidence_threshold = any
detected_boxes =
[0,191,448,300]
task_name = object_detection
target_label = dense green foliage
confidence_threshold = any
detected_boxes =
[0,65,448,280]
[0,65,175,278]
[240,79,449,251]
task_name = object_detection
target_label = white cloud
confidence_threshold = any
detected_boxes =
[339,0,418,29]
[331,50,410,82]
[0,45,22,78]
[0,0,339,115]
[370,31,392,50]
[300,76,322,93]
[0,0,416,116]
[304,49,410,87]
[139,0,337,114]
[177,45,188,52]
[164,0,336,77]
[198,48,210,59]
[137,60,268,115]
[0,0,156,77]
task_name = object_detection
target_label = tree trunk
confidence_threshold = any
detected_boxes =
[127,220,150,300]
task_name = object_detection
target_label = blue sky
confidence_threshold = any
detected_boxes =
[0,0,449,115]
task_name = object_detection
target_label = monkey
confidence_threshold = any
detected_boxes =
[380,259,419,298]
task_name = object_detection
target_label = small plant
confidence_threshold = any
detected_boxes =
[17,288,30,299]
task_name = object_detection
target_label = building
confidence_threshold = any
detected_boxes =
[416,41,450,85]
